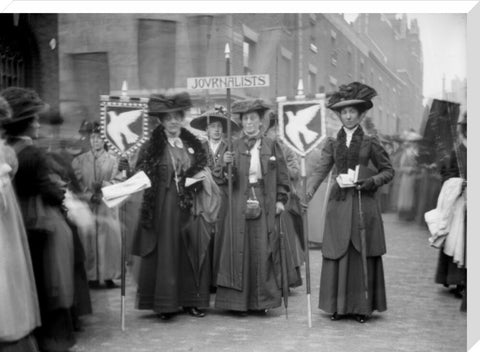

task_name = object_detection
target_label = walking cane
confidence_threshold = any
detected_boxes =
[278,214,289,319]
[120,199,127,331]
[301,157,313,328]
[357,189,369,300]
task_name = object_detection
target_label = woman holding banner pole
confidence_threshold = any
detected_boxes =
[215,99,290,315]
[306,82,394,323]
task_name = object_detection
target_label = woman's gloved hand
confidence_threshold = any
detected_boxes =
[356,177,377,192]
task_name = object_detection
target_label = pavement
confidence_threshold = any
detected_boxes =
[72,213,466,352]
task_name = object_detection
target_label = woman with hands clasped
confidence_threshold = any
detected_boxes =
[305,82,394,323]
[215,99,290,316]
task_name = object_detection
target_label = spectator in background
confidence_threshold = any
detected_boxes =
[435,112,467,311]
[71,122,122,289]
[396,131,421,221]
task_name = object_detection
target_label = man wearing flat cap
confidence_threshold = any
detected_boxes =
[190,106,240,290]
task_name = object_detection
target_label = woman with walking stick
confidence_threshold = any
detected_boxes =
[305,82,394,323]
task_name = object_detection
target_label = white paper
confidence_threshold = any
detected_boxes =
[336,168,356,188]
[185,176,204,187]
[102,171,151,208]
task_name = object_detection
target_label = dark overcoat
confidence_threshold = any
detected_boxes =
[307,132,394,260]
[131,126,207,257]
[216,135,290,291]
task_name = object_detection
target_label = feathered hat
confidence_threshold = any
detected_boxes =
[190,105,240,132]
[327,82,377,112]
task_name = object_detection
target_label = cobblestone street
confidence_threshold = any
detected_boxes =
[73,213,466,352]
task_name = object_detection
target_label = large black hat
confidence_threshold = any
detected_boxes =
[231,98,270,116]
[148,92,192,116]
[327,82,377,112]
[91,121,102,134]
[0,87,47,126]
[190,105,240,132]
[78,119,94,134]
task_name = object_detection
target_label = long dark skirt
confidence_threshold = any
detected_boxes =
[215,187,282,312]
[135,185,210,313]
[211,186,228,287]
[0,334,39,352]
[27,230,75,352]
[319,243,387,315]
[435,251,466,286]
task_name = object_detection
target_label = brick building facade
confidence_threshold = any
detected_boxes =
[0,13,424,137]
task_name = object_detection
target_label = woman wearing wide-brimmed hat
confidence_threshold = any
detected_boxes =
[306,82,394,323]
[1,87,76,351]
[190,106,240,289]
[132,92,211,319]
[214,98,290,315]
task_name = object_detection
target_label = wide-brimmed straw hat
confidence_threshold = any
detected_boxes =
[148,92,192,116]
[190,105,240,132]
[0,87,47,126]
[231,98,270,116]
[327,82,377,112]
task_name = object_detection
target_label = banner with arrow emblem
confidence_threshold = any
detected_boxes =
[100,95,150,157]
[277,99,326,157]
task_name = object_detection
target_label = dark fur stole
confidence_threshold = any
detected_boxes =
[136,125,207,228]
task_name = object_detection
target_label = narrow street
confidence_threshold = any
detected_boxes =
[73,213,466,352]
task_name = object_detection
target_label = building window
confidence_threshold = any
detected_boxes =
[138,19,177,90]
[243,39,256,75]
[330,30,337,46]
[331,50,338,66]
[279,55,292,97]
[308,70,317,94]
[0,53,24,89]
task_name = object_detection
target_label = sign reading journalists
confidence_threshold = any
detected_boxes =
[187,74,270,90]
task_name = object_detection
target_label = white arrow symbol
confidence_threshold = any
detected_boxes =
[285,105,320,151]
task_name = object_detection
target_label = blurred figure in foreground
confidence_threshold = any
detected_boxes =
[1,87,76,352]
[0,96,41,352]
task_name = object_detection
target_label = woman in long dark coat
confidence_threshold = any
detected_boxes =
[306,82,394,323]
[215,99,290,315]
[190,106,240,290]
[132,92,210,320]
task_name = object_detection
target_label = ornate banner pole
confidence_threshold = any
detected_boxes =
[224,43,234,277]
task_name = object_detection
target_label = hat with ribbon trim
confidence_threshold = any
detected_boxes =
[190,105,240,132]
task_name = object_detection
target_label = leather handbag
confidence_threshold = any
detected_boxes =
[245,186,262,220]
